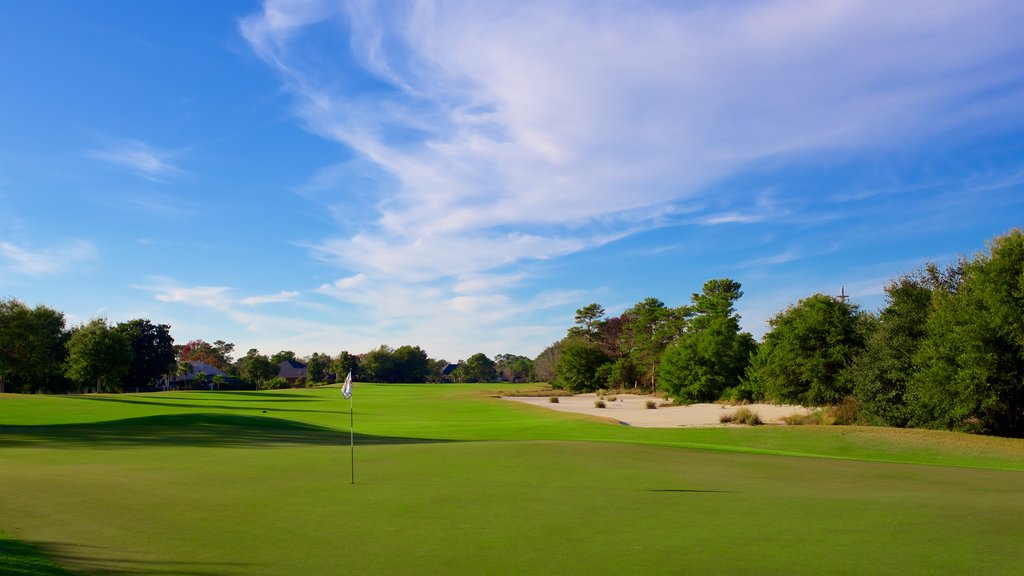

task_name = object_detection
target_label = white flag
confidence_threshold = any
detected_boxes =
[342,370,353,400]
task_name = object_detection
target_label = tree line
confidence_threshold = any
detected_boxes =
[541,229,1024,437]
[0,303,534,392]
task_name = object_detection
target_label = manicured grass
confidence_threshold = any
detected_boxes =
[0,531,72,575]
[1,385,1023,575]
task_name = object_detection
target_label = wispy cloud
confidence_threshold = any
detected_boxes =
[240,291,300,306]
[0,240,97,277]
[240,0,1024,350]
[87,138,184,179]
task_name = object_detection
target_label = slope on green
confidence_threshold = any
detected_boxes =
[1,385,1022,575]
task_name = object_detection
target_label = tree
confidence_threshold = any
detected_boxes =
[906,230,1024,436]
[65,318,132,393]
[270,350,296,366]
[659,279,756,403]
[0,299,68,393]
[211,338,235,375]
[495,354,534,383]
[331,351,361,382]
[451,353,498,383]
[305,352,330,384]
[116,319,175,390]
[360,345,395,383]
[392,345,430,382]
[851,265,959,426]
[747,294,868,406]
[619,298,689,390]
[568,303,606,343]
[237,349,276,388]
[179,339,233,371]
[553,339,610,392]
[533,340,566,383]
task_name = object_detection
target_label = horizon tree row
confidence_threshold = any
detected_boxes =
[0,302,535,392]
[541,228,1024,437]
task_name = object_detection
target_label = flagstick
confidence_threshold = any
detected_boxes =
[349,392,355,484]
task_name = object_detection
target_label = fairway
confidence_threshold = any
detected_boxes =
[2,385,1023,575]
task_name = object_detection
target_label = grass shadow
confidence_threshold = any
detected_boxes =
[0,533,73,576]
[21,540,248,576]
[67,395,339,415]
[0,413,456,450]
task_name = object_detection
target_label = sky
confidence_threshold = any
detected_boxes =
[2,0,1023,363]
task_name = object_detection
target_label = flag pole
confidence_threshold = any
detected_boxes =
[349,388,355,485]
[342,370,354,484]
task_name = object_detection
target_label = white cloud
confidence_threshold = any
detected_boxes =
[0,240,97,277]
[88,139,183,179]
[240,0,1024,353]
[240,291,301,306]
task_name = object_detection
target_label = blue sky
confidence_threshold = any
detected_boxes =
[2,1,1023,362]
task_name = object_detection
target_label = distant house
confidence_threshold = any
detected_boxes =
[277,359,308,386]
[441,363,460,383]
[171,361,227,389]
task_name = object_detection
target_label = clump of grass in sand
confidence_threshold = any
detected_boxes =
[720,407,762,426]
[645,400,657,409]
[607,395,617,402]
[594,400,606,409]
[548,396,560,404]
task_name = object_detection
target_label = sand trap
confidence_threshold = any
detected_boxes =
[501,393,813,428]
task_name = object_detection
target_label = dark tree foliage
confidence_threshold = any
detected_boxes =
[392,345,430,383]
[65,318,132,393]
[116,319,175,390]
[567,303,606,343]
[747,294,868,406]
[553,339,610,392]
[270,350,296,365]
[305,352,330,383]
[237,349,277,387]
[0,299,68,393]
[360,345,395,382]
[452,352,498,383]
[851,265,960,426]
[427,358,450,382]
[659,279,756,403]
[907,230,1024,436]
[331,351,361,382]
[495,354,534,383]
[619,298,689,390]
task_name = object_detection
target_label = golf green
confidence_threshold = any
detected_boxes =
[1,385,1022,575]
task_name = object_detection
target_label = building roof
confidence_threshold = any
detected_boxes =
[277,359,308,379]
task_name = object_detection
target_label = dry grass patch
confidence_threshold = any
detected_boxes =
[720,407,763,426]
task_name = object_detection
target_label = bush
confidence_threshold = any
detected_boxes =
[548,396,560,404]
[721,407,762,425]
[607,395,617,402]
[594,400,606,409]
[260,377,289,390]
[645,400,657,409]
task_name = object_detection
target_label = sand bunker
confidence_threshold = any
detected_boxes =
[501,393,812,428]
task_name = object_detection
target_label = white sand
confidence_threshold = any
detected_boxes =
[501,393,813,427]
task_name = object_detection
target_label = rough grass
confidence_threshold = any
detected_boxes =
[1,386,1023,575]
[720,407,763,426]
